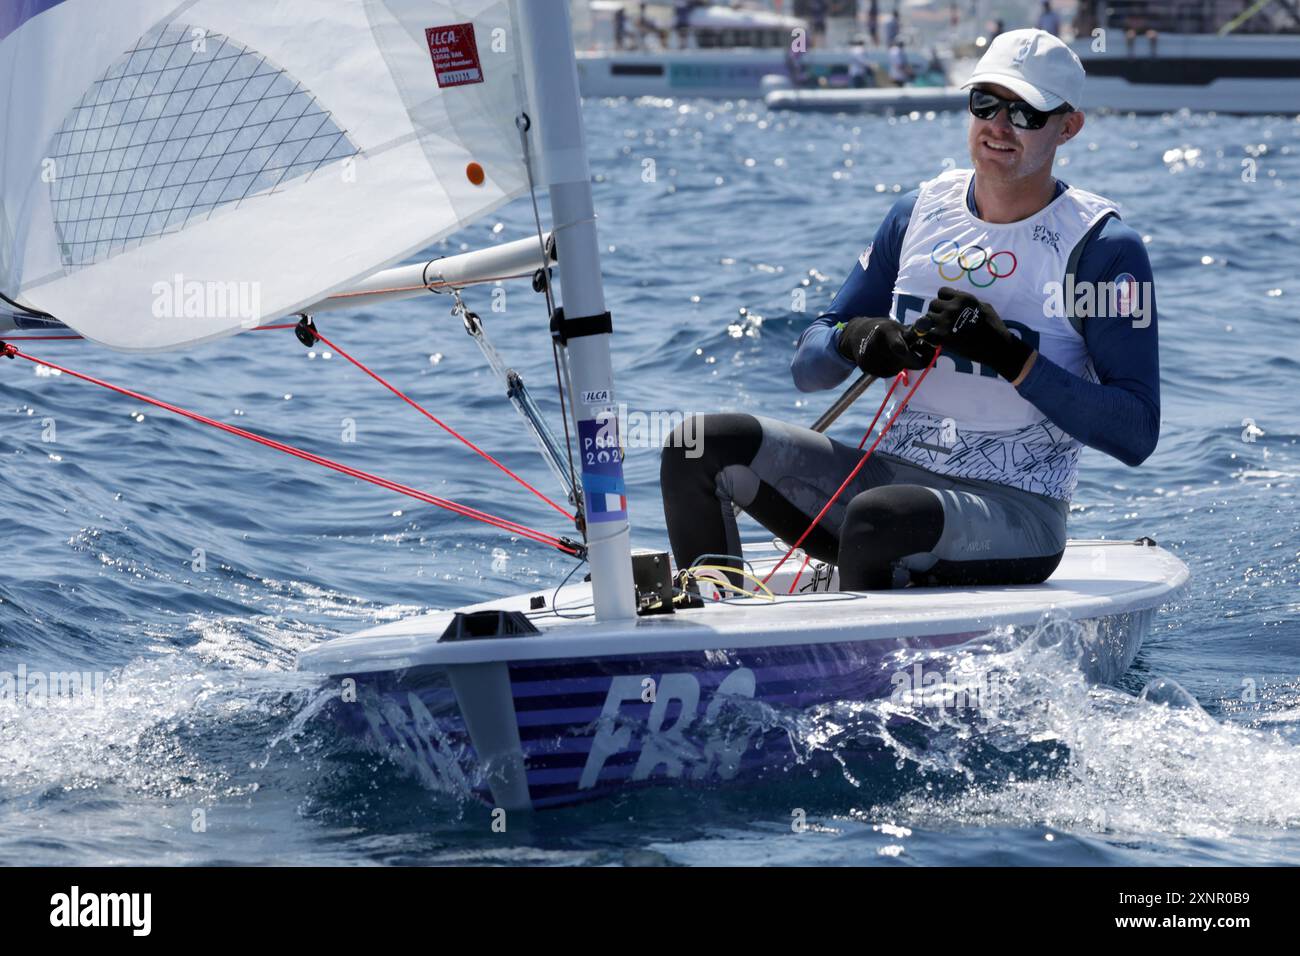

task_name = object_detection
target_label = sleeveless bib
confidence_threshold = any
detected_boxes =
[878,168,1119,500]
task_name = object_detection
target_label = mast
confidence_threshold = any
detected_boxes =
[517,0,636,621]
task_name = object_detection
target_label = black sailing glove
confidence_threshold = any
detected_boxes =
[836,317,936,378]
[913,287,1034,382]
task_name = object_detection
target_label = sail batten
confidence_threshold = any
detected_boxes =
[1,0,531,351]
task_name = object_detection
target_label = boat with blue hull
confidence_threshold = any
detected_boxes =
[300,539,1188,810]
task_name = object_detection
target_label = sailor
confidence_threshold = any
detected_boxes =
[887,36,913,85]
[661,29,1160,590]
[809,0,829,49]
[1036,1,1062,37]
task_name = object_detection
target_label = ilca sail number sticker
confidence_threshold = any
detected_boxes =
[425,23,484,88]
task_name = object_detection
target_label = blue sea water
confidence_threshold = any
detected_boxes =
[1,98,1297,866]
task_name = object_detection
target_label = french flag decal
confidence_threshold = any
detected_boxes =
[583,472,628,522]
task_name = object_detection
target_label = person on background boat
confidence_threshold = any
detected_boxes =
[785,42,809,87]
[674,0,706,49]
[809,0,829,48]
[614,4,628,49]
[848,38,872,88]
[638,2,667,49]
[887,37,913,85]
[884,2,901,45]
[661,29,1160,591]
[1035,1,1062,37]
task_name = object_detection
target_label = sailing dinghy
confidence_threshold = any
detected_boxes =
[1,1,1188,811]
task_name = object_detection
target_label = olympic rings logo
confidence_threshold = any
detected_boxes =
[930,240,1018,288]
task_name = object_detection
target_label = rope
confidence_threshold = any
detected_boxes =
[0,342,579,556]
[761,347,943,586]
[517,111,584,534]
[306,327,573,521]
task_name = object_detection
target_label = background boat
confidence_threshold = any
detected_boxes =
[767,0,1300,114]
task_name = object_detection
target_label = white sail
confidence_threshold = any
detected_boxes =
[0,0,535,351]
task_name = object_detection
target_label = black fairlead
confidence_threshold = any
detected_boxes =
[294,315,319,347]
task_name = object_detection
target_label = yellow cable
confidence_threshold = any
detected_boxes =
[686,565,777,602]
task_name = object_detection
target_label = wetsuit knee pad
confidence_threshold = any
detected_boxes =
[659,412,763,491]
[838,485,945,590]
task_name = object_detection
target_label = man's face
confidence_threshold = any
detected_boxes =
[967,83,1082,182]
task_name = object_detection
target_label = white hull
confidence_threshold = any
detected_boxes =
[577,49,895,99]
[765,35,1300,115]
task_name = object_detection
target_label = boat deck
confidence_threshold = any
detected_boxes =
[299,539,1188,672]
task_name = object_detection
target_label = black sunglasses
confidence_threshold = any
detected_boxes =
[968,89,1072,131]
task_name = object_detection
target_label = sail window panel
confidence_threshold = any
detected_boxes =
[124,213,150,243]
[45,20,361,272]
[253,115,305,152]
[122,47,153,78]
[214,100,258,135]
[215,173,258,206]
[204,73,242,113]
[103,148,128,178]
[233,144,279,181]
[163,159,198,190]
[69,106,92,133]
[107,117,137,151]
[86,149,109,177]
[153,65,184,100]
[108,167,136,198]
[154,136,185,170]
[177,136,209,164]
[207,151,246,184]
[102,192,126,224]
[198,129,238,161]
[140,91,169,124]
[175,60,212,96]
[223,123,265,159]
[86,102,111,131]
[151,185,181,217]
[143,161,172,193]
[194,177,228,208]
[155,74,192,117]
[232,72,279,110]
[161,34,194,72]
[182,81,222,118]
[125,162,153,195]
[188,104,227,141]
[63,129,85,157]
[143,210,169,238]
[86,194,109,224]
[132,67,160,101]
[285,110,329,143]
[217,51,265,94]
[284,132,336,171]
[168,111,201,144]
[163,206,192,234]
[117,191,144,221]
[92,73,125,109]
[148,114,181,151]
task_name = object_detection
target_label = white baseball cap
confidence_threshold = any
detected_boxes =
[962,28,1085,112]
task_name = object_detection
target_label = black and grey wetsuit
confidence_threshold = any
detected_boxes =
[662,413,1068,590]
